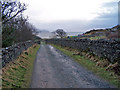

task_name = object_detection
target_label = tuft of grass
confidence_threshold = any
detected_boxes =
[52,44,120,88]
[2,44,40,88]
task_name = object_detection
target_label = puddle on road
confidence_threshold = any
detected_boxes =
[48,45,60,56]
[49,45,54,50]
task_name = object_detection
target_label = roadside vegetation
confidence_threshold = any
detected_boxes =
[52,44,120,88]
[2,44,40,88]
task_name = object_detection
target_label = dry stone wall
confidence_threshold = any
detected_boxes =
[2,40,40,67]
[46,39,120,63]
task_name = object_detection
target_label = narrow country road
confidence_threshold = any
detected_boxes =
[30,44,115,88]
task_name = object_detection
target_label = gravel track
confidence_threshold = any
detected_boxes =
[30,44,116,88]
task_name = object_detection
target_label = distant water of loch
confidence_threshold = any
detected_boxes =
[66,32,83,36]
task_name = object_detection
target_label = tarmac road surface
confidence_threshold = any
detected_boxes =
[30,44,115,88]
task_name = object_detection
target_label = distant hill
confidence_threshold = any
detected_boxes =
[37,30,50,33]
[84,25,120,35]
[78,25,120,40]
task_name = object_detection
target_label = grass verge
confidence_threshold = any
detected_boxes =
[52,44,120,88]
[2,44,40,88]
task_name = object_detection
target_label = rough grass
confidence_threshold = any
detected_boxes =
[2,44,40,88]
[52,44,120,88]
[80,36,106,40]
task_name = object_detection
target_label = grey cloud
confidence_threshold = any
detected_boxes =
[33,15,117,33]
[30,1,118,32]
[102,1,118,8]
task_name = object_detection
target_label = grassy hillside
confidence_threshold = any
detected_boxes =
[83,25,120,40]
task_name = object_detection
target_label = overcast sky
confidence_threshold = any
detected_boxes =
[21,0,119,32]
